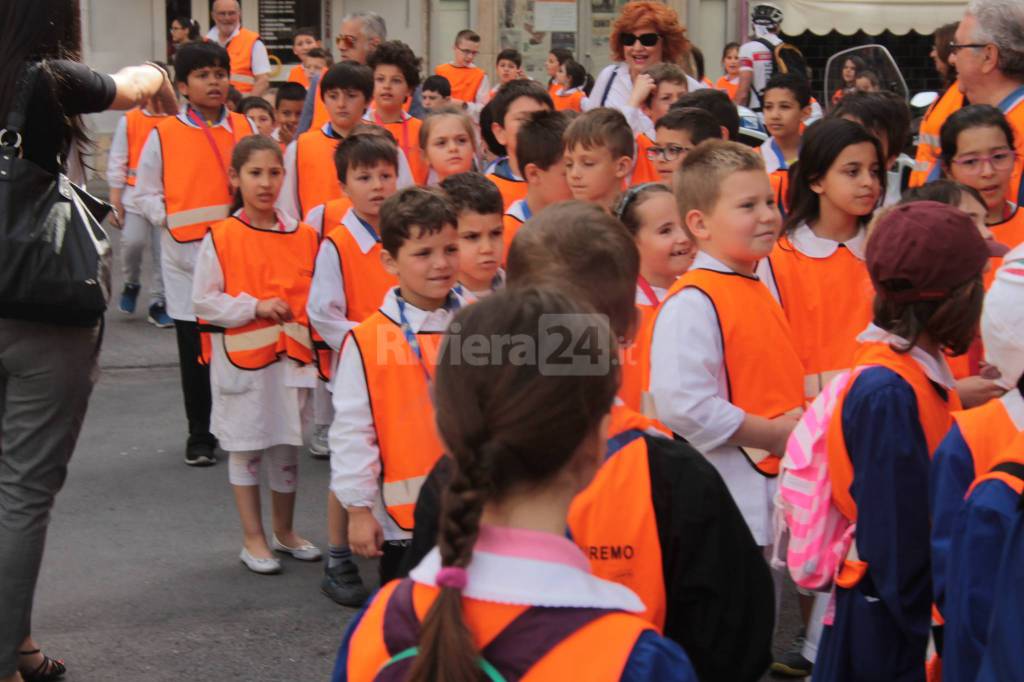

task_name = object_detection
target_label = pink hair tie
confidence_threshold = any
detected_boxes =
[436,566,468,590]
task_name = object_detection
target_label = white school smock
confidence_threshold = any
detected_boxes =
[648,250,775,545]
[329,287,463,542]
[133,108,257,322]
[191,211,318,452]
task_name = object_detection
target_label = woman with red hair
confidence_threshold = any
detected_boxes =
[584,1,701,135]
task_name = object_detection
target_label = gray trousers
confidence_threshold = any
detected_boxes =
[121,210,164,303]
[0,319,100,676]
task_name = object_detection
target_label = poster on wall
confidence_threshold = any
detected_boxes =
[500,0,576,82]
[257,0,322,65]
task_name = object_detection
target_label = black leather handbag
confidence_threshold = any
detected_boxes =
[0,63,112,327]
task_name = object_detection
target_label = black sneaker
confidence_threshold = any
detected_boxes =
[119,283,141,314]
[147,302,174,328]
[770,633,813,678]
[184,441,217,467]
[321,559,370,607]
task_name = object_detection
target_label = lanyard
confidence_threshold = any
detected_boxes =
[186,107,231,190]
[237,209,284,232]
[636,276,659,307]
[394,291,460,387]
[519,199,532,221]
[373,109,410,156]
[997,84,1024,114]
[353,211,380,243]
[769,137,794,171]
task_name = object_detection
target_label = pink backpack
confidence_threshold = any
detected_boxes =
[771,369,860,591]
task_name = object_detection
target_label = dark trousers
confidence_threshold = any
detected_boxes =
[380,540,411,585]
[173,320,214,447]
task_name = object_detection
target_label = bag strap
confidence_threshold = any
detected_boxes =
[185,107,232,189]
[992,461,1024,489]
[599,65,618,107]
[381,579,421,657]
[2,63,41,146]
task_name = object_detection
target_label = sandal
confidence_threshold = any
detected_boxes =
[18,649,66,682]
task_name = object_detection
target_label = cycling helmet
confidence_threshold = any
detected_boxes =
[751,3,784,27]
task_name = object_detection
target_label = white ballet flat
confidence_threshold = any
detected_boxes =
[272,536,323,561]
[240,547,282,574]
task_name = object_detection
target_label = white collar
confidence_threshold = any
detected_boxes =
[409,528,644,612]
[456,269,506,302]
[691,250,755,277]
[856,323,958,390]
[363,108,413,124]
[207,25,240,46]
[789,223,867,260]
[1001,389,1024,430]
[341,208,379,255]
[178,106,233,131]
[505,198,529,222]
[635,282,669,305]
[557,86,582,96]
[447,62,478,69]
[229,208,298,233]
[378,287,464,333]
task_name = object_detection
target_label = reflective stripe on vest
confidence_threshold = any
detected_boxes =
[827,342,962,586]
[296,128,343,218]
[910,83,964,188]
[347,579,648,682]
[662,268,805,476]
[224,28,260,93]
[953,390,1024,480]
[350,312,445,530]
[767,235,873,398]
[158,113,251,242]
[125,109,167,187]
[207,217,318,370]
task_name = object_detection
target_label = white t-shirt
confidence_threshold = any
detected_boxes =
[738,33,781,110]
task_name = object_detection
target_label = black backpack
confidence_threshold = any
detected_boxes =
[755,37,810,96]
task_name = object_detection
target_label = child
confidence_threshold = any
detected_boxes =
[939,254,1024,681]
[420,74,452,111]
[238,96,276,136]
[435,29,489,107]
[419,106,476,185]
[552,59,587,112]
[106,102,171,327]
[336,286,699,682]
[330,187,462,584]
[814,201,989,681]
[758,73,812,178]
[854,70,881,93]
[649,106,722,184]
[486,79,554,210]
[760,118,883,398]
[503,109,572,251]
[715,42,741,101]
[649,140,803,549]
[615,183,694,413]
[628,63,689,184]
[307,133,400,605]
[273,82,306,148]
[492,48,523,98]
[304,48,332,81]
[279,61,373,222]
[671,88,740,141]
[830,91,912,206]
[546,47,574,97]
[366,40,428,185]
[286,26,321,88]
[134,41,255,467]
[192,135,321,574]
[400,204,776,682]
[564,107,634,213]
[941,105,1023,253]
[440,172,505,300]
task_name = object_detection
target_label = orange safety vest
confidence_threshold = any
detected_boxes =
[502,212,525,258]
[828,341,962,587]
[314,195,353,236]
[156,112,252,243]
[286,64,309,88]
[435,63,486,103]
[224,28,262,93]
[124,109,168,187]
[769,170,790,216]
[966,432,1024,498]
[631,133,660,185]
[295,127,344,219]
[206,216,318,369]
[369,112,427,185]
[767,235,874,398]
[346,579,649,682]
[552,89,585,112]
[349,311,445,529]
[620,301,658,414]
[548,80,561,98]
[660,268,805,476]
[952,394,1023,482]
[1004,98,1024,205]
[487,171,528,212]
[910,83,964,188]
[309,69,330,131]
[569,409,666,628]
[715,76,739,102]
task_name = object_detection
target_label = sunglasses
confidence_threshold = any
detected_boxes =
[336,33,358,48]
[621,32,661,48]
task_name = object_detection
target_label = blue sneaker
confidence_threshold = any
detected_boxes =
[147,302,174,328]
[119,283,141,314]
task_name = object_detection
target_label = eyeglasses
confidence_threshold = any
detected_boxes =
[458,47,480,58]
[951,149,1017,174]
[948,41,989,54]
[647,144,690,162]
[621,32,661,48]
[336,33,358,48]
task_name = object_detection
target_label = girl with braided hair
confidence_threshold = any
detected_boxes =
[334,286,697,682]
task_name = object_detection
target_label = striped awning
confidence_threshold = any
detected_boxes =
[780,0,968,36]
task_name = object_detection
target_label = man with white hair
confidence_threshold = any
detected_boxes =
[207,0,270,96]
[953,0,1024,203]
[335,11,387,64]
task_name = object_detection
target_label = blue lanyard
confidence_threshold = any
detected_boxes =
[997,85,1024,113]
[519,200,532,221]
[394,291,460,386]
[353,212,380,243]
[769,138,793,171]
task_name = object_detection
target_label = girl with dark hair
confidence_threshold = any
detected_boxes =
[336,286,698,682]
[716,42,741,101]
[545,47,574,97]
[170,16,201,48]
[832,55,866,105]
[0,2,177,680]
[553,59,588,112]
[192,136,322,575]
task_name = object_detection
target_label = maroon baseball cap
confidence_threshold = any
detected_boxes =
[867,201,994,303]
